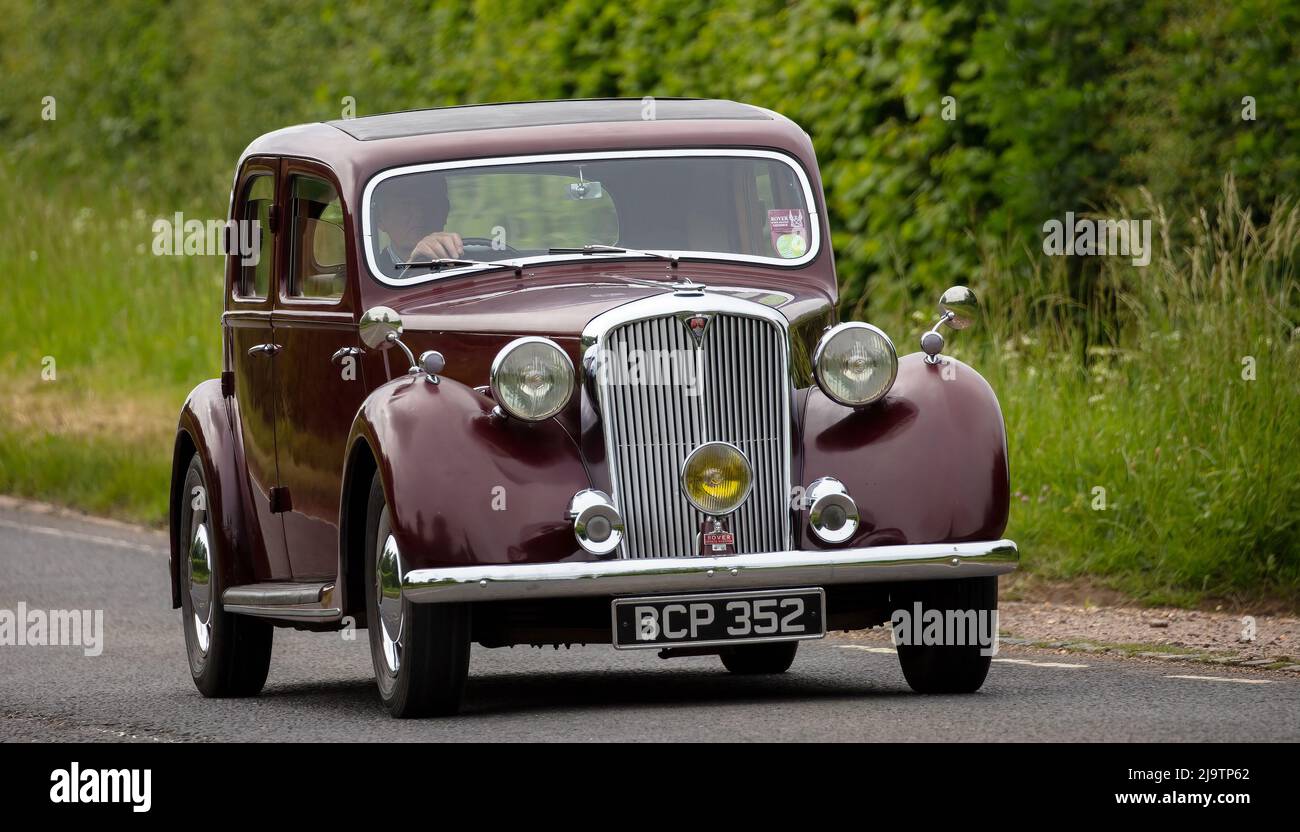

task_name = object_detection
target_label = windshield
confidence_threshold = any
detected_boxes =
[364,150,816,283]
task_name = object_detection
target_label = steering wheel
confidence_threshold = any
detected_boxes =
[460,236,521,257]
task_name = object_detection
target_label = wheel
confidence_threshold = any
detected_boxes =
[719,641,799,674]
[892,576,998,694]
[178,453,273,697]
[365,472,470,718]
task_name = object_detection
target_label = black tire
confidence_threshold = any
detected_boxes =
[892,576,998,694]
[365,472,470,717]
[178,453,273,697]
[719,641,799,675]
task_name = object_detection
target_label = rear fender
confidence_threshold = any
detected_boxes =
[169,379,261,608]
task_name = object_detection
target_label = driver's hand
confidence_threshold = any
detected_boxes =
[410,231,464,260]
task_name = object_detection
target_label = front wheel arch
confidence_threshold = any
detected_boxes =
[168,429,200,609]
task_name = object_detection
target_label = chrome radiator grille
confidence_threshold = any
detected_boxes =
[598,312,791,559]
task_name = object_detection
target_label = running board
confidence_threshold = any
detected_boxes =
[222,581,340,620]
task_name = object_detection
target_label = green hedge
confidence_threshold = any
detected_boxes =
[2,0,1298,315]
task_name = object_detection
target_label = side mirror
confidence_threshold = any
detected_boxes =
[939,285,979,330]
[360,306,403,350]
[360,306,419,373]
[920,286,979,363]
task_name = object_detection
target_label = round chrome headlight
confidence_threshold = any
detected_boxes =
[490,337,575,421]
[813,322,898,406]
[681,442,753,516]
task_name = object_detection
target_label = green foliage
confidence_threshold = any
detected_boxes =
[921,181,1300,604]
[3,0,1298,314]
[1,1,1298,603]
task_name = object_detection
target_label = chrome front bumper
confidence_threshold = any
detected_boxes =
[403,539,1018,604]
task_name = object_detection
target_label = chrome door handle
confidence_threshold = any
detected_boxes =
[247,343,282,357]
[330,346,365,364]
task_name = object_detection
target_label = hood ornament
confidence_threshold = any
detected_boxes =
[670,278,707,296]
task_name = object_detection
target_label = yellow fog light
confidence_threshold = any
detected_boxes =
[681,442,754,516]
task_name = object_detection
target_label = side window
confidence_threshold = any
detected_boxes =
[288,176,346,300]
[239,175,274,299]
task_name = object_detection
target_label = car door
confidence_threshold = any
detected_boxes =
[273,163,370,580]
[226,159,292,580]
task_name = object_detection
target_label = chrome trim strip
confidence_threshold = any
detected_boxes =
[580,290,791,351]
[221,582,329,606]
[222,605,343,620]
[221,582,339,619]
[360,148,822,287]
[403,539,1019,603]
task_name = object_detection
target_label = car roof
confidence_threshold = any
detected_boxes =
[237,98,820,213]
[326,98,771,141]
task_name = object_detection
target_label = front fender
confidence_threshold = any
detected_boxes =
[344,375,592,572]
[800,352,1010,548]
[169,379,259,608]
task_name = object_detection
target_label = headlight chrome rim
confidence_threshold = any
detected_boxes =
[806,477,860,544]
[680,441,755,516]
[489,336,575,421]
[813,322,898,407]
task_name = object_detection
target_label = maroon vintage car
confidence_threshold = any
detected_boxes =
[169,98,1017,717]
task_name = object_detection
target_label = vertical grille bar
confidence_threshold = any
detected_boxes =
[601,312,789,559]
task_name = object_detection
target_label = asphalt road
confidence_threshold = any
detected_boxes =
[2,502,1296,742]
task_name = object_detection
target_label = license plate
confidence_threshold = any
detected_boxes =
[611,588,826,650]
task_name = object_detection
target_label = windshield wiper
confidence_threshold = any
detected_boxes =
[548,244,680,266]
[547,245,710,293]
[395,257,520,277]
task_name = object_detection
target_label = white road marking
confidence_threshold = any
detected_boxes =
[0,517,165,555]
[839,646,1089,669]
[1165,675,1275,684]
[840,644,1286,679]
[993,658,1090,668]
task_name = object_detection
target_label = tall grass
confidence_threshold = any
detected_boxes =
[0,167,223,397]
[0,163,223,522]
[0,164,1296,604]
[876,179,1299,605]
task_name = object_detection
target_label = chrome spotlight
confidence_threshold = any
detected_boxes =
[806,477,860,544]
[568,489,624,557]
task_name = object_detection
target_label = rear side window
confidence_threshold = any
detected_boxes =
[288,176,346,300]
[238,175,274,299]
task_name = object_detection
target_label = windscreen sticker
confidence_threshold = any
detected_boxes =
[768,208,809,258]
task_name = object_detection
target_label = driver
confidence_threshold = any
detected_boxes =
[373,174,464,268]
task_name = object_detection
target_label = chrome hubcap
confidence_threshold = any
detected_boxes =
[188,522,213,655]
[376,534,404,675]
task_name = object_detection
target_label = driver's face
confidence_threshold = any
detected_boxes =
[378,177,451,247]
[380,196,425,244]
